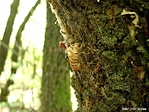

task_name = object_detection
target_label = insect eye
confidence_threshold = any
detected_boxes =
[59,41,66,49]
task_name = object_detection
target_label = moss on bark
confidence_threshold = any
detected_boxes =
[48,0,149,111]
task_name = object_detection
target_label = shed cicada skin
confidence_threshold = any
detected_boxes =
[66,43,82,72]
[65,42,101,73]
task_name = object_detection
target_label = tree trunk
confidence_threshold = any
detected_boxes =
[0,0,20,76]
[40,1,72,112]
[0,0,41,102]
[48,0,149,112]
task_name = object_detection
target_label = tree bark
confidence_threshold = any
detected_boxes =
[40,1,72,112]
[48,0,149,112]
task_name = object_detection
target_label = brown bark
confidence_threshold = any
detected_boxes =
[48,0,149,112]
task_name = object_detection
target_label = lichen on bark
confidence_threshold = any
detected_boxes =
[48,0,149,111]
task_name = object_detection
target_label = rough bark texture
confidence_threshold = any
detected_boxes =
[40,2,72,112]
[48,0,149,112]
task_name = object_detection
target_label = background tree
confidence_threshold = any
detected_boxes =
[48,0,149,111]
[0,1,44,112]
[0,0,20,76]
[40,1,72,112]
[0,0,41,103]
